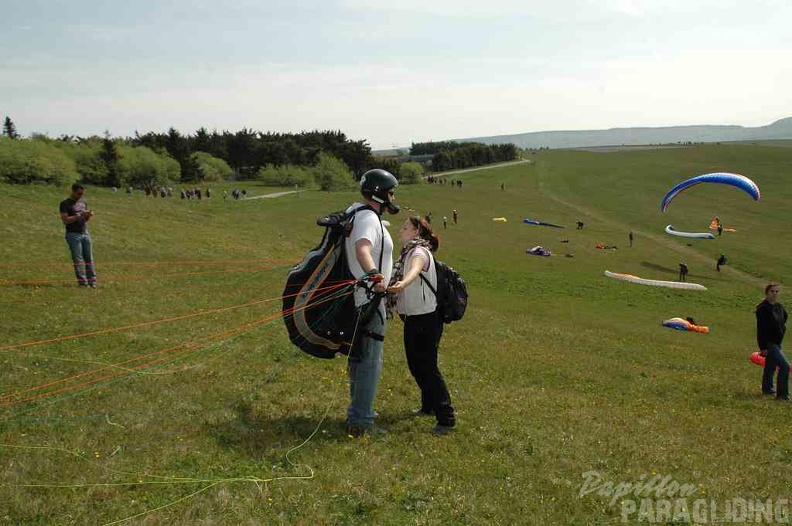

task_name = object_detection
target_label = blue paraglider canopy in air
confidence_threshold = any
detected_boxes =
[661,172,760,212]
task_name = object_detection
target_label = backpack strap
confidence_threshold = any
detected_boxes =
[347,204,385,298]
[419,268,438,297]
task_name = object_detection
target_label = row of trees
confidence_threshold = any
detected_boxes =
[0,117,386,190]
[0,135,185,191]
[432,143,519,171]
[409,141,519,172]
[131,128,372,180]
[2,115,516,190]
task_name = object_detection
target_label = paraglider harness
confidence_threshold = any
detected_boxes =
[282,204,386,360]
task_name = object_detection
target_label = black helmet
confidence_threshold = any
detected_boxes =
[360,169,399,214]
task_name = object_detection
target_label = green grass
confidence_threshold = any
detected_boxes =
[1,144,791,525]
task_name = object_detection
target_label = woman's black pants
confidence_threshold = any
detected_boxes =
[403,311,455,427]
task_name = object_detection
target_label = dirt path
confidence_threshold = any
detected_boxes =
[430,159,532,178]
[246,190,302,200]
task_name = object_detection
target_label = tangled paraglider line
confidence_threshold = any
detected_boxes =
[1,277,368,525]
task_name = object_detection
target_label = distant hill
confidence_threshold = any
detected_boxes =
[376,118,792,153]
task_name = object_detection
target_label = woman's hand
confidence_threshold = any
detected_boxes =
[387,281,405,294]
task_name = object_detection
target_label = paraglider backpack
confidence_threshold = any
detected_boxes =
[419,260,468,324]
[282,205,383,359]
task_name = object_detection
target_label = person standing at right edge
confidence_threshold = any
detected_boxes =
[388,216,456,435]
[344,169,398,437]
[59,183,97,287]
[757,283,789,400]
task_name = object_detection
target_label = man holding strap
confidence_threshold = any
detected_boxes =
[344,169,399,437]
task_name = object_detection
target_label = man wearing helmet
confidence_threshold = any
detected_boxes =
[344,169,399,437]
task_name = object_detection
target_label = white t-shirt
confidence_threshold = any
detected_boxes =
[344,204,394,308]
[396,246,438,316]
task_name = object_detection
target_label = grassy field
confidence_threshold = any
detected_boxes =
[1,144,791,525]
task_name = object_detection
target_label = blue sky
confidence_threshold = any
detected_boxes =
[2,0,791,149]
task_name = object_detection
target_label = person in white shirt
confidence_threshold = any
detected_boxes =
[388,216,456,435]
[344,169,399,437]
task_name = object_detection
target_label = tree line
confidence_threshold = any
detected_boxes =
[409,141,519,171]
[1,115,518,190]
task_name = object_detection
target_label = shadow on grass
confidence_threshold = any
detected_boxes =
[640,261,731,283]
[206,400,350,457]
[640,261,678,275]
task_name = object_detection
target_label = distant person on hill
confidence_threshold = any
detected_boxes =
[59,183,97,288]
[629,231,634,247]
[501,182,505,191]
[387,216,455,435]
[180,189,186,199]
[757,283,788,400]
[206,188,211,199]
[576,220,584,230]
[126,186,133,194]
[718,224,723,237]
[452,209,458,225]
[223,189,228,200]
[457,180,463,189]
[717,254,727,272]
[242,189,248,199]
[678,263,689,282]
[443,216,448,229]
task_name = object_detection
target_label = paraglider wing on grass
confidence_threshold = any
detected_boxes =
[665,225,715,239]
[604,270,707,291]
[523,218,565,229]
[662,317,710,333]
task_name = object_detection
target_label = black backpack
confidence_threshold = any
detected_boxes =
[282,205,381,359]
[420,259,468,324]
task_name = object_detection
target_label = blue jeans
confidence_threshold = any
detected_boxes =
[65,231,97,285]
[347,310,385,428]
[762,343,789,398]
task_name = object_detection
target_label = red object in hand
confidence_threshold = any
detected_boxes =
[749,351,765,367]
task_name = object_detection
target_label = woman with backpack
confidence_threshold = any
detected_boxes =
[388,216,456,435]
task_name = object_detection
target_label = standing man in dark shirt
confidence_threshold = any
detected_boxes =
[678,263,689,282]
[59,183,97,287]
[757,283,788,400]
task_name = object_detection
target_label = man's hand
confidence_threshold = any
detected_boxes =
[364,273,386,293]
[760,349,768,358]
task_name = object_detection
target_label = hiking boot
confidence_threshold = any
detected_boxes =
[432,424,455,436]
[346,424,387,438]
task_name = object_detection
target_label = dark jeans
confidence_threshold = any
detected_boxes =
[403,310,455,427]
[762,343,789,398]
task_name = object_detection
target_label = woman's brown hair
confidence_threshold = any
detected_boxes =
[409,216,440,252]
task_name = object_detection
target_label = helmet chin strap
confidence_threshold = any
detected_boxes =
[371,194,400,215]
